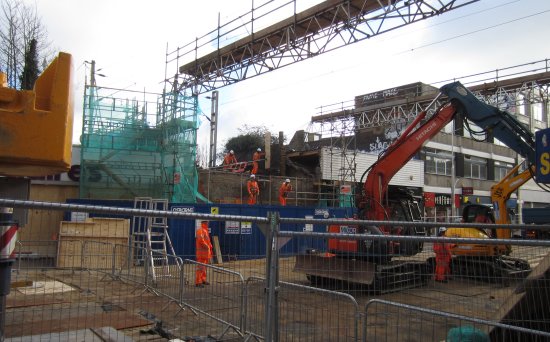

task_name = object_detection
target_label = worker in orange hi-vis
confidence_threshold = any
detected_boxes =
[433,227,455,283]
[195,220,213,288]
[251,147,265,175]
[278,178,293,206]
[247,174,259,205]
[223,150,237,171]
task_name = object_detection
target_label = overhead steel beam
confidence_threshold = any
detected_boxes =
[175,0,479,94]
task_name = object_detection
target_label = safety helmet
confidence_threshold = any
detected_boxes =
[285,178,290,183]
[250,174,255,178]
[257,148,261,152]
[438,227,447,234]
[230,150,234,154]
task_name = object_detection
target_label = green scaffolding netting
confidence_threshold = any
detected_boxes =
[80,85,199,202]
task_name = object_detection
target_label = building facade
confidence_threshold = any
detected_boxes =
[290,77,550,222]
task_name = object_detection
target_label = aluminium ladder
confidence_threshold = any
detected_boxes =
[131,197,179,282]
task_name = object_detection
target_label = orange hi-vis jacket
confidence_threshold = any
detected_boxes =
[251,151,265,174]
[433,241,453,281]
[223,153,238,169]
[279,182,292,206]
[279,182,292,197]
[247,179,259,196]
[247,179,259,204]
[195,223,212,260]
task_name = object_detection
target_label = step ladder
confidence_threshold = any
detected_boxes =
[131,197,179,283]
[131,197,152,267]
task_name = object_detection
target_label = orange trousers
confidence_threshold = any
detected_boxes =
[195,258,208,285]
[434,257,451,281]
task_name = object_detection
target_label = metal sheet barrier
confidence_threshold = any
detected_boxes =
[2,198,550,341]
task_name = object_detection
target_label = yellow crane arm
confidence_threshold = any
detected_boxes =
[0,52,74,177]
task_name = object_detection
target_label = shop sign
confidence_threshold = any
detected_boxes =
[462,187,473,195]
[424,192,435,208]
[536,128,550,183]
[434,194,452,206]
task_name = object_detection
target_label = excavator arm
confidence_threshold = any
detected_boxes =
[491,163,535,229]
[440,82,536,166]
[360,81,536,223]
[441,82,539,241]
[362,102,457,221]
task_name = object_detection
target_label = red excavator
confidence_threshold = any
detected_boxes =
[294,81,537,291]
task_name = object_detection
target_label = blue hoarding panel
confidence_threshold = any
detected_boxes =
[535,128,550,183]
[65,199,356,262]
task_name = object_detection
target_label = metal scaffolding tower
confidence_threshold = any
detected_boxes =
[80,62,200,202]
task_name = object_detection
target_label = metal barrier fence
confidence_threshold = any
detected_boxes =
[2,198,550,341]
[365,299,550,342]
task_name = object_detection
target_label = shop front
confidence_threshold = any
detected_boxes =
[423,192,461,226]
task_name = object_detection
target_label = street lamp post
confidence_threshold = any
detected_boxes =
[206,91,219,168]
[450,120,462,220]
[451,177,462,219]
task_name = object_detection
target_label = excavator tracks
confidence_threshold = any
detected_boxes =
[450,255,531,284]
[294,253,430,294]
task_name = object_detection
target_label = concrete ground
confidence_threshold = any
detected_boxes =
[5,245,549,341]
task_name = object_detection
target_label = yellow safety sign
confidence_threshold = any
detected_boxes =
[211,207,219,215]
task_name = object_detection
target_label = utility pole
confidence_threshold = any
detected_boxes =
[208,91,219,168]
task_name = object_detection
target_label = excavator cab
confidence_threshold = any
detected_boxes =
[462,204,494,225]
[445,204,508,257]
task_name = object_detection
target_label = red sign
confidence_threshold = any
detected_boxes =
[462,187,473,195]
[423,192,435,208]
[340,185,352,194]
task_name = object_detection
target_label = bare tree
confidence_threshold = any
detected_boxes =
[0,0,53,89]
[20,37,38,89]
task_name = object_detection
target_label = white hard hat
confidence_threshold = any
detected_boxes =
[257,148,261,152]
[250,174,255,178]
[230,150,234,154]
[285,178,290,183]
[438,227,447,234]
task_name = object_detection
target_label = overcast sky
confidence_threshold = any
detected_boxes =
[27,0,550,154]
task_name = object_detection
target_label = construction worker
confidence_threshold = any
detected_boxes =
[251,147,265,175]
[278,178,293,206]
[223,150,237,171]
[475,211,494,237]
[195,220,213,287]
[433,227,454,283]
[247,174,259,205]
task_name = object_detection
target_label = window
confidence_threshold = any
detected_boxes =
[424,148,453,176]
[494,160,515,181]
[462,122,487,141]
[464,155,487,180]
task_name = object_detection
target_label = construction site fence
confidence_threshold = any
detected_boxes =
[364,299,550,342]
[3,198,550,341]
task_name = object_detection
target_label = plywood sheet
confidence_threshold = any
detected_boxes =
[17,280,75,295]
